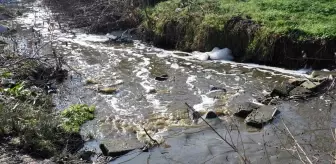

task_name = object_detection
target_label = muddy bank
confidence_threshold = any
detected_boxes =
[140,16,336,70]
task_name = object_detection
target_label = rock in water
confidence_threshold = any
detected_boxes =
[244,105,279,128]
[233,102,261,118]
[210,86,226,92]
[300,81,321,90]
[99,139,144,157]
[205,111,218,119]
[155,74,169,81]
[209,48,234,61]
[146,87,157,94]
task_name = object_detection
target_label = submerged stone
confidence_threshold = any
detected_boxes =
[300,80,320,90]
[210,86,226,92]
[205,111,218,119]
[155,74,169,81]
[233,102,261,118]
[99,139,144,157]
[244,105,279,129]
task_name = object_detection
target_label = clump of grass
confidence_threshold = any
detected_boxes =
[61,104,96,133]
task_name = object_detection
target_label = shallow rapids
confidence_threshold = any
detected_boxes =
[8,1,336,163]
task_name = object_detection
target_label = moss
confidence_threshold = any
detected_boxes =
[61,104,96,133]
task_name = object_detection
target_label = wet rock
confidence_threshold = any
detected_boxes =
[310,70,336,78]
[205,111,218,119]
[98,87,117,94]
[79,150,95,161]
[99,139,144,157]
[233,102,261,118]
[146,88,157,94]
[155,74,168,81]
[245,105,279,129]
[289,86,312,100]
[300,80,320,90]
[270,82,296,97]
[288,78,306,86]
[210,86,226,92]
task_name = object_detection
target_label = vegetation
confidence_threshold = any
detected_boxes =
[0,75,93,158]
[0,41,94,160]
[146,0,336,39]
[139,0,336,68]
[61,104,96,133]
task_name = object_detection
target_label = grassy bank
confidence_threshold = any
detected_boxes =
[142,0,336,69]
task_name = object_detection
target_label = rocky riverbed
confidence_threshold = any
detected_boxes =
[1,0,336,163]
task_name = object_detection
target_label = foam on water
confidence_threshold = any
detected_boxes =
[193,94,216,111]
[186,75,197,90]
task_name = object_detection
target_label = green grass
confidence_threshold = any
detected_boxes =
[148,0,336,39]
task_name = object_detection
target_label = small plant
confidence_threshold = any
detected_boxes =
[61,104,96,133]
[1,82,31,99]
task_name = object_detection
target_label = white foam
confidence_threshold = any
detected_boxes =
[186,75,197,90]
[75,33,109,42]
[171,63,179,69]
[193,95,216,111]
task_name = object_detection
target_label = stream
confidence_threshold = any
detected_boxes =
[4,1,336,163]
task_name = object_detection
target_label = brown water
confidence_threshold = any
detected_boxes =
[8,1,336,163]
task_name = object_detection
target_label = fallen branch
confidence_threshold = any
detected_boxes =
[143,128,159,146]
[184,102,250,163]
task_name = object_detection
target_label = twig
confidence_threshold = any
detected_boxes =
[184,102,250,163]
[143,128,159,145]
[281,118,313,164]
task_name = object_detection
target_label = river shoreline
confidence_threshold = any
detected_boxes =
[43,0,336,70]
[1,0,336,163]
